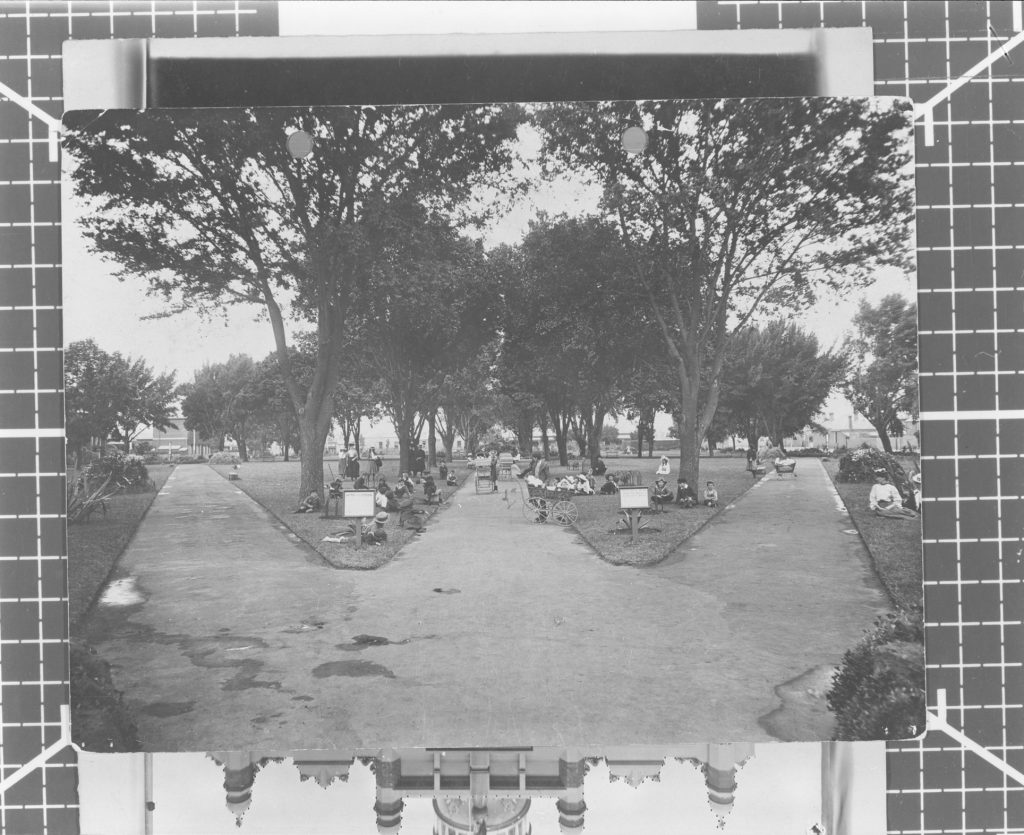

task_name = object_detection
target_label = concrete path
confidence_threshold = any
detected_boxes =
[82,460,889,751]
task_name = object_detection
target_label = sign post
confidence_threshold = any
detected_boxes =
[618,486,651,546]
[342,490,376,550]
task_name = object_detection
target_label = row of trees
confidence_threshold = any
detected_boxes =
[67,98,915,499]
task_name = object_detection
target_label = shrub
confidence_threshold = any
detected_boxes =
[175,455,207,464]
[827,607,925,740]
[70,640,139,751]
[789,448,825,457]
[208,451,240,465]
[837,447,912,498]
[84,451,151,492]
[132,440,153,456]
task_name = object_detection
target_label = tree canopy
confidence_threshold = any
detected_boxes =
[843,294,918,453]
[536,97,915,480]
[65,339,178,458]
[66,104,521,499]
[715,321,848,451]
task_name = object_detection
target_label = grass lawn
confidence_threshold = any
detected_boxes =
[822,458,923,610]
[209,459,470,570]
[67,464,173,631]
[569,454,755,567]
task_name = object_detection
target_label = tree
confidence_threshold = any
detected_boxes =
[64,339,178,459]
[715,321,848,452]
[495,216,647,469]
[108,356,179,453]
[180,355,258,460]
[354,202,499,473]
[67,105,520,501]
[537,98,914,482]
[436,342,505,459]
[843,294,918,453]
[65,339,123,462]
[250,351,303,460]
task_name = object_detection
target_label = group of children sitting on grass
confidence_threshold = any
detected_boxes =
[295,463,462,544]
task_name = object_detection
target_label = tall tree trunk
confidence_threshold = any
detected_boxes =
[428,411,437,468]
[538,412,550,458]
[297,412,331,503]
[237,437,249,463]
[676,401,702,485]
[588,409,607,471]
[515,410,534,455]
[549,407,569,466]
[870,420,893,453]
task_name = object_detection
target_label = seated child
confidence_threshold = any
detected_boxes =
[328,478,345,498]
[676,478,697,507]
[295,491,321,513]
[446,470,458,487]
[351,474,367,491]
[599,474,618,495]
[651,478,673,509]
[423,474,438,502]
[703,481,719,507]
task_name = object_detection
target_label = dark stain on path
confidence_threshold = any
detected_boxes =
[222,659,282,691]
[140,701,194,718]
[312,660,396,679]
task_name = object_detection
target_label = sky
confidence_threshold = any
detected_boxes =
[61,0,916,441]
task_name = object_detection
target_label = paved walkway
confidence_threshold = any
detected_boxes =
[82,460,890,751]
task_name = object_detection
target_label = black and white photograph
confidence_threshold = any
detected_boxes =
[62,96,922,752]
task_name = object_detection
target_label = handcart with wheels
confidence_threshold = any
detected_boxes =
[521,481,580,526]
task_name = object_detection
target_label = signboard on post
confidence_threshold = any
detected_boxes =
[343,490,376,518]
[618,486,650,510]
[343,490,376,551]
[618,485,650,545]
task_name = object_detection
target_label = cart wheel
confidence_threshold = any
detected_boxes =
[551,500,578,526]
[525,497,549,522]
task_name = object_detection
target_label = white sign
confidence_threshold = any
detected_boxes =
[619,486,650,510]
[343,490,376,518]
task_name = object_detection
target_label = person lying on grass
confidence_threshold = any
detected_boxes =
[362,511,389,545]
[869,469,919,519]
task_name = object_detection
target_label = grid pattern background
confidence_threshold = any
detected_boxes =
[697,2,1024,833]
[0,2,1019,833]
[0,4,277,833]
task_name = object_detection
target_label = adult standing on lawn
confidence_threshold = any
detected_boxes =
[344,444,360,480]
[365,447,381,482]
[413,444,427,478]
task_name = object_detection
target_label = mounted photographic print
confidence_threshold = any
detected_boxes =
[61,96,921,752]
